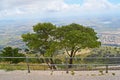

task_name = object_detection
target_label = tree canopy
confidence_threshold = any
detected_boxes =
[22,23,57,56]
[22,22,101,68]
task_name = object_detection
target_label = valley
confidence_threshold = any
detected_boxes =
[0,17,120,49]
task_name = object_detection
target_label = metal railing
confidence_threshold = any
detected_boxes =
[0,57,120,73]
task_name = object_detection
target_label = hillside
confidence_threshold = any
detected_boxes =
[98,32,120,46]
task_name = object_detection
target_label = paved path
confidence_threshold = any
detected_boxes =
[0,70,120,80]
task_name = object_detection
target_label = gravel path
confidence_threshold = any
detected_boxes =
[0,70,120,80]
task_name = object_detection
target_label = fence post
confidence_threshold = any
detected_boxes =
[65,56,69,73]
[105,65,108,73]
[26,56,30,73]
[105,56,109,73]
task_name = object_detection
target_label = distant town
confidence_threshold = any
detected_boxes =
[98,32,120,46]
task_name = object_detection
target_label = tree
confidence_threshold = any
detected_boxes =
[55,23,101,68]
[22,23,58,69]
[22,22,101,68]
[1,46,25,64]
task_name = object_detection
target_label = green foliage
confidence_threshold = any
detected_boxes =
[0,46,25,64]
[99,69,104,75]
[22,22,101,68]
[85,46,120,64]
[22,23,100,56]
[56,23,101,49]
[71,70,75,75]
[22,23,57,56]
[54,58,62,64]
[87,46,120,57]
[112,73,115,76]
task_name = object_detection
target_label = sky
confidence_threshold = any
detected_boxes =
[0,0,120,20]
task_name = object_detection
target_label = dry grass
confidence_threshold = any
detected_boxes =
[0,62,49,71]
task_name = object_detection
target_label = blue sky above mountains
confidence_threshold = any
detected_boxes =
[65,0,120,4]
[0,0,120,20]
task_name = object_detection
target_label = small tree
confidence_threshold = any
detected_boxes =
[1,46,25,64]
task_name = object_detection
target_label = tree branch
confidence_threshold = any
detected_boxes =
[73,48,81,57]
[70,47,75,57]
[65,47,70,56]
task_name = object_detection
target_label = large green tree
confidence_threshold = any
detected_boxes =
[22,22,101,68]
[55,23,101,68]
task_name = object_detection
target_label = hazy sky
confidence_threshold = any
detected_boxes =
[0,0,120,20]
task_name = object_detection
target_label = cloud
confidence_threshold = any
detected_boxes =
[82,0,114,10]
[67,0,120,16]
[0,0,120,19]
[0,0,81,19]
[45,1,80,12]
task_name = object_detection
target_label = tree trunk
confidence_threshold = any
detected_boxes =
[44,58,52,69]
[68,48,74,68]
[68,57,73,68]
[50,58,57,70]
[43,55,57,70]
[67,47,80,68]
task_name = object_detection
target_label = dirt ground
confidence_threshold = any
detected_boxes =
[0,70,120,80]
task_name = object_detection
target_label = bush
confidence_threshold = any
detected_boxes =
[99,69,104,75]
[1,47,26,64]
